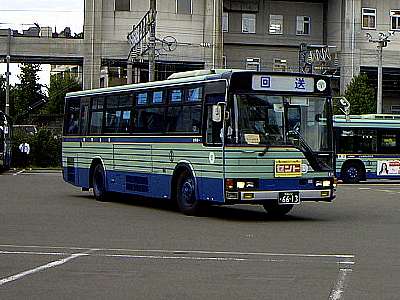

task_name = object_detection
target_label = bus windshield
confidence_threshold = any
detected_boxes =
[231,94,332,153]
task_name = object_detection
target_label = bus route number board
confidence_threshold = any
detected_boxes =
[278,192,301,205]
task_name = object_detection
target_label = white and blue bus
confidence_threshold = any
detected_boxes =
[62,70,336,216]
[334,114,400,183]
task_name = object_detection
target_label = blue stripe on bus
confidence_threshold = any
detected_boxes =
[63,136,202,143]
[63,167,225,202]
[64,167,329,203]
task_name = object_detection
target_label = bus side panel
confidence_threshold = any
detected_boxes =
[198,147,224,203]
[111,143,153,194]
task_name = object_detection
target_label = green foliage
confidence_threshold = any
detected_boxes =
[12,64,46,122]
[45,73,81,114]
[342,73,376,115]
[12,128,61,168]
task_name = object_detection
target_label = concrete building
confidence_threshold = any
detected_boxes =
[2,0,400,113]
[83,0,221,89]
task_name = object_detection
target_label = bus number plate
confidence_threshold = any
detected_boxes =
[278,192,300,205]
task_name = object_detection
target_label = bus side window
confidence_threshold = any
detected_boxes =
[89,96,105,135]
[80,97,90,135]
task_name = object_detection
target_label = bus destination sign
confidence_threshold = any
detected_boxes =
[252,75,314,93]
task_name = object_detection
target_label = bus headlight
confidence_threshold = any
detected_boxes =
[315,179,332,187]
[237,180,257,189]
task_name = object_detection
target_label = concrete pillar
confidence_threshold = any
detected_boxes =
[83,0,103,90]
[203,0,216,69]
[340,0,361,94]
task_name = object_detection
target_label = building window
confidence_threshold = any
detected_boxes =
[296,16,310,35]
[269,15,283,35]
[222,12,229,32]
[246,58,260,71]
[390,10,400,30]
[176,0,192,14]
[362,8,376,29]
[273,59,287,72]
[115,0,130,11]
[242,14,256,34]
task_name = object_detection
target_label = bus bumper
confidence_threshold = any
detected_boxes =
[237,189,335,202]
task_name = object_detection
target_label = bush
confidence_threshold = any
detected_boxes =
[12,128,61,168]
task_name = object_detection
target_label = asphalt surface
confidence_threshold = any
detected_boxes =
[0,170,399,299]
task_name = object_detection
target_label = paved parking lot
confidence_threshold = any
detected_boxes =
[0,171,399,299]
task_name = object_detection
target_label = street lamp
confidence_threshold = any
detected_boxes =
[366,31,395,114]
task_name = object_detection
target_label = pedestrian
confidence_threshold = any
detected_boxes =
[19,142,30,169]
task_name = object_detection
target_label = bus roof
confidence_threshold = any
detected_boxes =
[66,69,331,98]
[334,114,400,128]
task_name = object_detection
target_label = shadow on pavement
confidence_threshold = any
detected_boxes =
[73,193,326,222]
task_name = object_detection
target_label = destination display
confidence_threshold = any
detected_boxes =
[252,75,316,93]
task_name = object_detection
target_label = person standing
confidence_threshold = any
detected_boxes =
[19,142,30,168]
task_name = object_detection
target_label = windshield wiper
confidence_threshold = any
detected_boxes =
[287,130,331,171]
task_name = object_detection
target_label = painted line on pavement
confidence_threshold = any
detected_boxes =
[328,268,353,300]
[0,244,355,261]
[12,170,25,176]
[0,249,95,286]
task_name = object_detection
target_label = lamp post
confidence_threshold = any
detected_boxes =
[5,28,11,116]
[148,0,156,82]
[366,31,395,114]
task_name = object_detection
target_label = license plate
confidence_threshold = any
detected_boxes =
[278,192,300,205]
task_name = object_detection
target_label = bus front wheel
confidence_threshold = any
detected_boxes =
[92,164,109,202]
[342,164,363,183]
[176,170,204,216]
[263,203,293,217]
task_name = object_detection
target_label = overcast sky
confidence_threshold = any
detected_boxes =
[1,0,84,34]
[0,0,84,88]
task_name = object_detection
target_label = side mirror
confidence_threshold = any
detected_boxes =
[212,105,222,122]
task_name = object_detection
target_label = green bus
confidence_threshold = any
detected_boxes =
[62,70,336,216]
[334,114,400,183]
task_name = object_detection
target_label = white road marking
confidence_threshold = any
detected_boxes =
[328,268,353,300]
[0,245,355,299]
[0,244,354,260]
[12,170,25,176]
[0,251,92,286]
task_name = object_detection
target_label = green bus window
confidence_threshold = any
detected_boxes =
[187,87,202,102]
[153,91,164,104]
[137,92,148,105]
[90,111,103,134]
[170,89,182,102]
[64,98,80,135]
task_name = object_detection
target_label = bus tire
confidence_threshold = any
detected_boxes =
[176,170,204,216]
[92,163,109,202]
[341,164,363,184]
[263,203,293,217]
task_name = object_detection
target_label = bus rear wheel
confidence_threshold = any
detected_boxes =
[263,202,293,217]
[92,164,109,202]
[342,164,363,183]
[176,170,204,216]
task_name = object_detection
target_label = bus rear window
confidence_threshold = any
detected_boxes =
[64,98,80,135]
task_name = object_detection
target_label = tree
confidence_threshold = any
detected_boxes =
[343,73,376,115]
[45,72,81,114]
[12,64,46,122]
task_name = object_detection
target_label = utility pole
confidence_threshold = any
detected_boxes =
[5,28,11,116]
[212,0,223,69]
[148,0,156,82]
[366,31,395,114]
